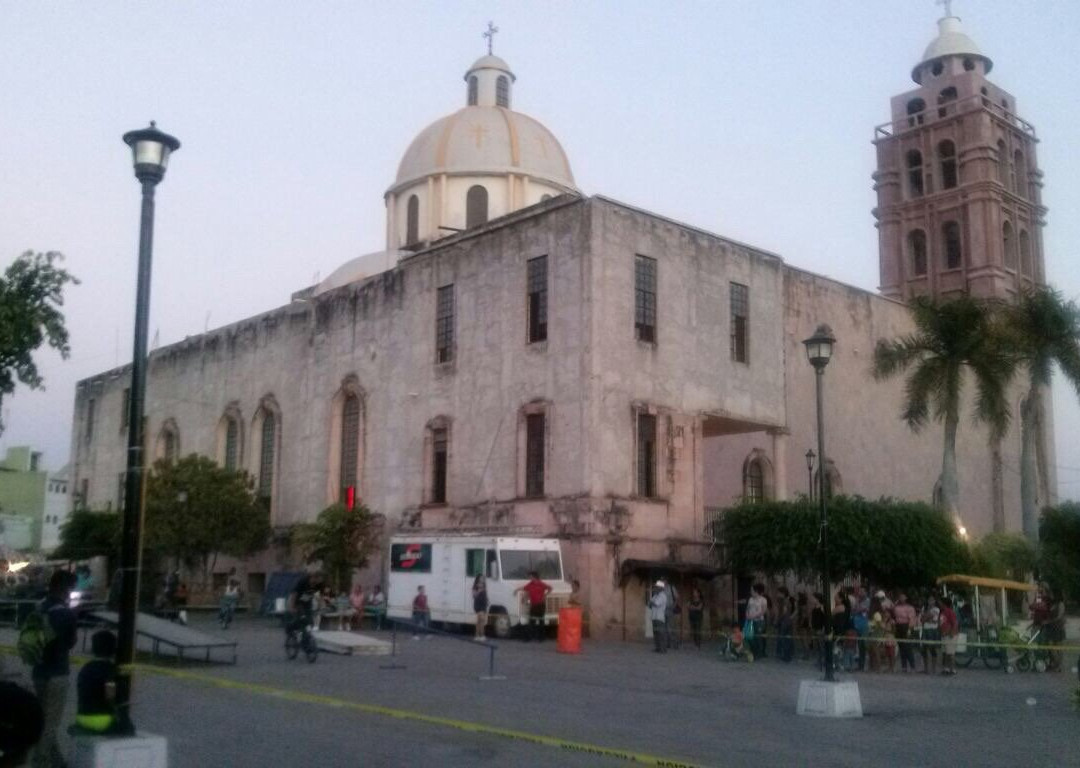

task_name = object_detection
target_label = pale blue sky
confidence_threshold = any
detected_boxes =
[2,1,1079,494]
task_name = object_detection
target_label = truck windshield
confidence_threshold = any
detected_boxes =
[499,550,561,580]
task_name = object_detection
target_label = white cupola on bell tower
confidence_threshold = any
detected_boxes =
[384,23,577,251]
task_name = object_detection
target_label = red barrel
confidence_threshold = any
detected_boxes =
[557,606,582,654]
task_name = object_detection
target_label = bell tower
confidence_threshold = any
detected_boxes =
[873,11,1047,301]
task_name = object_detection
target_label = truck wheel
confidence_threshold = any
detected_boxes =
[492,612,511,639]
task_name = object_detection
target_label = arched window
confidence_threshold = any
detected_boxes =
[996,140,1008,185]
[156,419,180,463]
[466,185,488,228]
[909,230,928,276]
[938,140,957,189]
[216,405,243,471]
[745,460,764,504]
[495,75,510,108]
[906,98,925,127]
[1019,230,1033,277]
[1013,150,1026,197]
[938,86,958,118]
[406,194,419,245]
[425,416,451,505]
[943,221,962,270]
[467,75,478,106]
[1002,221,1017,270]
[906,150,924,198]
[258,411,276,503]
[340,393,361,501]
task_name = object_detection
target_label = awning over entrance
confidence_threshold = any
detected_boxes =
[619,559,722,586]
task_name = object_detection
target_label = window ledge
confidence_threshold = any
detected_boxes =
[635,339,657,350]
[420,502,449,509]
[434,360,456,378]
[526,340,549,352]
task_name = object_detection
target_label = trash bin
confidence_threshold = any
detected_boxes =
[557,606,582,654]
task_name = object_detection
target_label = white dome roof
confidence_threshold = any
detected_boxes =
[467,55,514,78]
[913,16,992,83]
[391,106,576,193]
[313,249,404,296]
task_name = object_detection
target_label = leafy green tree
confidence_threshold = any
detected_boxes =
[52,509,120,562]
[293,503,379,592]
[872,296,1012,524]
[0,251,78,432]
[1002,288,1080,540]
[1039,502,1080,603]
[969,532,1037,582]
[714,496,969,588]
[144,455,271,591]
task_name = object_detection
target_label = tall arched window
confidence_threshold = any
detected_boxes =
[225,418,240,470]
[745,461,764,503]
[906,98,925,127]
[1019,230,1033,277]
[466,185,488,228]
[997,140,1008,185]
[906,150,924,198]
[1013,150,1026,197]
[156,419,180,463]
[943,221,963,270]
[1002,221,1017,270]
[340,393,360,501]
[258,411,276,503]
[467,75,478,106]
[909,230,928,276]
[938,140,957,189]
[495,75,510,108]
[406,194,419,245]
[937,86,957,118]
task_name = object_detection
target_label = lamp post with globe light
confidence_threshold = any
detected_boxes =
[115,121,180,733]
[803,324,836,683]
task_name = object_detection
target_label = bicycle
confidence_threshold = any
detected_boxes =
[285,618,319,663]
[218,595,238,630]
[954,626,1005,671]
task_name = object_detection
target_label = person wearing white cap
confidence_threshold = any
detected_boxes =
[648,582,668,653]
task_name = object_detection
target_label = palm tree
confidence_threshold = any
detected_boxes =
[1003,287,1080,541]
[872,295,1013,525]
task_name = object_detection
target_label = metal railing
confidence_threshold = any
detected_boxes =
[874,93,1037,140]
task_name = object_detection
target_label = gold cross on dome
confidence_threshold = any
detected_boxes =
[937,0,954,18]
[483,21,499,55]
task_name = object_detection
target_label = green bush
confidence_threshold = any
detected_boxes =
[714,496,969,588]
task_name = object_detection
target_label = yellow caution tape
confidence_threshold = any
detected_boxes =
[0,645,705,768]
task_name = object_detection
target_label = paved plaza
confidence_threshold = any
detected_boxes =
[3,617,1078,767]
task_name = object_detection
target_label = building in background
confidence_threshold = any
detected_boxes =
[0,446,69,553]
[68,13,1054,635]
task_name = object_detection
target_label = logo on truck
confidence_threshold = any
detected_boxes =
[390,543,432,572]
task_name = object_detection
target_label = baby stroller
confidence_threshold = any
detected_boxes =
[1003,623,1051,674]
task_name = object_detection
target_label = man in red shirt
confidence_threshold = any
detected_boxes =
[515,572,552,642]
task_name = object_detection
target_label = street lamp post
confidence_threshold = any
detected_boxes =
[803,324,836,683]
[116,121,180,733]
[805,449,816,501]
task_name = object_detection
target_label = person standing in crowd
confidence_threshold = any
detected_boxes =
[411,585,431,639]
[76,630,118,734]
[851,586,871,671]
[648,582,668,653]
[867,596,885,673]
[349,583,365,629]
[745,583,768,660]
[796,592,811,660]
[1044,587,1066,672]
[366,584,387,630]
[515,571,552,642]
[472,574,489,641]
[939,596,959,676]
[833,592,855,671]
[920,594,941,675]
[687,588,705,649]
[663,580,680,649]
[776,587,795,663]
[892,592,917,673]
[30,570,77,768]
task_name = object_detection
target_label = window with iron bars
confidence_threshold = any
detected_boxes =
[340,394,360,501]
[224,418,240,471]
[637,413,656,497]
[634,255,656,343]
[730,282,749,363]
[431,427,448,504]
[525,413,545,498]
[259,412,276,502]
[527,255,548,343]
[436,284,455,363]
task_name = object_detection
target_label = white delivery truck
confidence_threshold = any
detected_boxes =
[385,534,571,638]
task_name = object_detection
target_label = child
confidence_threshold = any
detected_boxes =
[76,630,118,733]
[727,621,749,661]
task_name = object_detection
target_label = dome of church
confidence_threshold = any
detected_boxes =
[393,107,575,191]
[913,15,992,83]
[383,44,578,251]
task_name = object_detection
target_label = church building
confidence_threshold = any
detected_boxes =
[68,14,1054,637]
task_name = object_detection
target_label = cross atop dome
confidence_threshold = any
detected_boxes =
[936,0,954,19]
[483,21,499,55]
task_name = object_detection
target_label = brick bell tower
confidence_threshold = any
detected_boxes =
[873,10,1047,302]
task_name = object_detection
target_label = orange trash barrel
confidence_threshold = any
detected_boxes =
[557,606,582,654]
